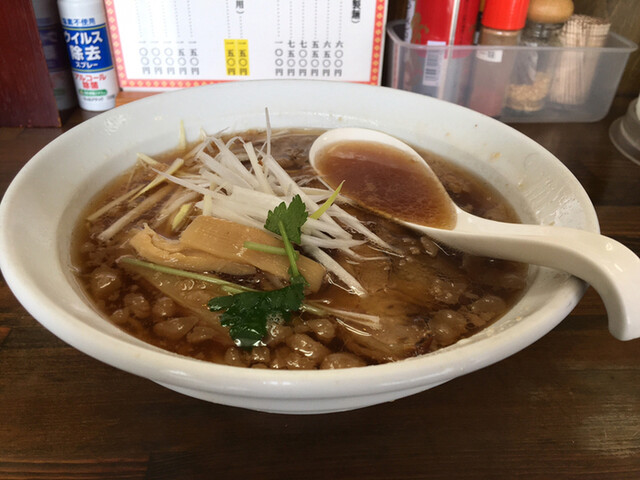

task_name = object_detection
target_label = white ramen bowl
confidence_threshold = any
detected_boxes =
[0,80,596,414]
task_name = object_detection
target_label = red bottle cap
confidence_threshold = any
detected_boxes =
[482,0,531,31]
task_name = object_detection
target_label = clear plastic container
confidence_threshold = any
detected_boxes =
[384,20,637,123]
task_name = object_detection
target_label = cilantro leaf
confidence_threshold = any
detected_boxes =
[208,282,305,348]
[264,194,307,245]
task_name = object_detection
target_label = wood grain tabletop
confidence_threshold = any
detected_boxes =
[1,97,639,480]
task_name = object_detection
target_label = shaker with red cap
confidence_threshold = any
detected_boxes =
[467,0,530,117]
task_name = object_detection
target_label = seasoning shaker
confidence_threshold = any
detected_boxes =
[403,0,481,103]
[467,0,530,117]
[506,0,574,113]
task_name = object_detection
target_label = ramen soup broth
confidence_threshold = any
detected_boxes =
[72,129,528,370]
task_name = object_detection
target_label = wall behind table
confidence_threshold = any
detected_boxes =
[575,0,640,96]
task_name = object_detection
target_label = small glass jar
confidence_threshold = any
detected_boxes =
[506,0,574,113]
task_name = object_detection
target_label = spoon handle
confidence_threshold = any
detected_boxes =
[426,217,640,341]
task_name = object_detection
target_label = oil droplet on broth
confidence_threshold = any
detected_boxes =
[314,140,457,229]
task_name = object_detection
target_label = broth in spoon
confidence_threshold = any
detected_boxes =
[313,140,457,229]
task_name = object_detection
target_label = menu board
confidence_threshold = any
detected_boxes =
[105,0,387,90]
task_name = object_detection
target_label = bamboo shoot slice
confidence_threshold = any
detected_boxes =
[181,216,326,292]
[129,226,256,276]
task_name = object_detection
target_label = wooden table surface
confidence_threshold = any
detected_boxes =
[1,98,639,480]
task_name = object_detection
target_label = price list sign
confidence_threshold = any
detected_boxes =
[105,0,387,90]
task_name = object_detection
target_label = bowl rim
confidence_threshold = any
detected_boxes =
[0,79,593,404]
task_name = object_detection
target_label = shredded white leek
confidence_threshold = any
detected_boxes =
[98,186,172,242]
[97,115,398,296]
[132,157,184,200]
[136,152,162,167]
[87,187,139,222]
[178,120,187,150]
[171,202,193,231]
[244,141,274,195]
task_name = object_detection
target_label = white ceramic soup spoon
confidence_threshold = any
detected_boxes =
[309,127,640,341]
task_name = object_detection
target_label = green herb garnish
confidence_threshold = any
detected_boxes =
[208,194,310,347]
[310,180,343,220]
[208,276,306,348]
[264,194,308,245]
[242,241,294,258]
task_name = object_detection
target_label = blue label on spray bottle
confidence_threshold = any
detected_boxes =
[62,23,114,73]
